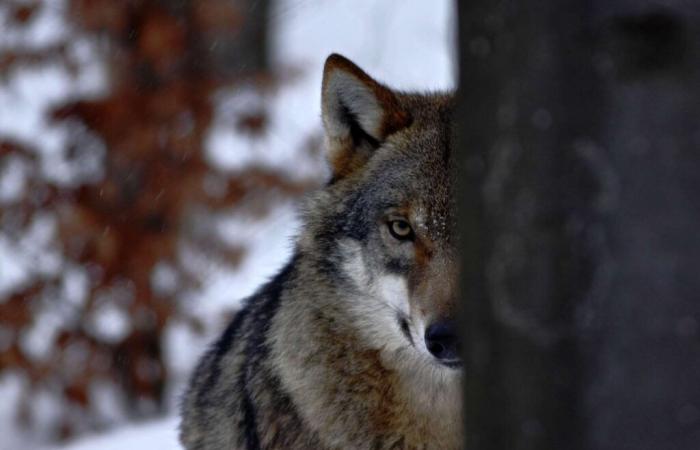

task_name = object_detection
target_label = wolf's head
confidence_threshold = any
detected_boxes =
[299,54,459,373]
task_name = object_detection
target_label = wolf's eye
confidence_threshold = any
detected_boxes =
[388,220,414,241]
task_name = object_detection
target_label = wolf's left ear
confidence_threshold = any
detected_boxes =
[321,54,412,180]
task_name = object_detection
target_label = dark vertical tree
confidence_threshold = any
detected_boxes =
[456,2,700,450]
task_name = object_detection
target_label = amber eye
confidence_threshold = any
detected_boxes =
[388,220,414,241]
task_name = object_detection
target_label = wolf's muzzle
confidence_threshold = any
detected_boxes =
[425,321,461,368]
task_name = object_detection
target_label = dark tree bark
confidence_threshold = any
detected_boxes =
[455,2,700,450]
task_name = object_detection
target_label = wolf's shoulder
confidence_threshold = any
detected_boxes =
[179,256,302,447]
[195,255,299,388]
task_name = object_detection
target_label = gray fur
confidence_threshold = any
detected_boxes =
[180,54,462,450]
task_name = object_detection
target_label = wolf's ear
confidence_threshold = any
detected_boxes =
[321,54,412,180]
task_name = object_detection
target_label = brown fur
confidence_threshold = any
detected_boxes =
[180,54,461,450]
[323,54,413,138]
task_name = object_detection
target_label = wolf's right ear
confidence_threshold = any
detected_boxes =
[321,54,412,181]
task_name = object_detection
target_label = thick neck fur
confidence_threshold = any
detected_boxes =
[267,243,463,450]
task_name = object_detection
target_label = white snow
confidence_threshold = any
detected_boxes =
[19,307,64,362]
[0,155,29,203]
[0,212,62,298]
[193,200,300,316]
[0,1,69,51]
[271,0,456,90]
[0,53,106,159]
[86,301,132,344]
[45,417,181,450]
[60,266,89,309]
[0,0,107,186]
[151,262,180,297]
[0,372,38,450]
[0,0,106,299]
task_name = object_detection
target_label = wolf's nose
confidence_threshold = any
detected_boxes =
[424,321,460,366]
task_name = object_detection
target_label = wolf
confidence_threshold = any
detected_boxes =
[180,54,461,450]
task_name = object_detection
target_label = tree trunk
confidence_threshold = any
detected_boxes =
[455,2,700,450]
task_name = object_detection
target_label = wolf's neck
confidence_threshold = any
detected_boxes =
[266,254,462,448]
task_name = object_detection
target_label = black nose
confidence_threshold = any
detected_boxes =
[424,321,460,365]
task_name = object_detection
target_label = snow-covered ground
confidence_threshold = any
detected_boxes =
[48,417,180,450]
[1,0,455,448]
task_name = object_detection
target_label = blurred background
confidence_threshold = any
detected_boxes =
[0,0,455,448]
